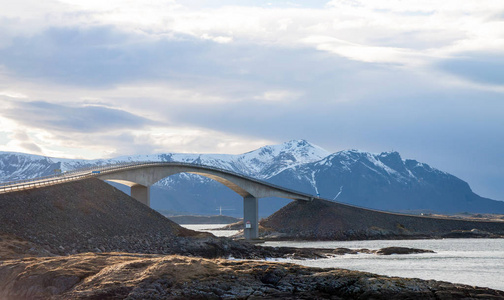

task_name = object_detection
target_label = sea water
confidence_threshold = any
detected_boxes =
[263,239,504,291]
[182,224,240,237]
[181,225,504,291]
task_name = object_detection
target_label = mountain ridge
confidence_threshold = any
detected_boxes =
[1,140,503,216]
[269,150,503,213]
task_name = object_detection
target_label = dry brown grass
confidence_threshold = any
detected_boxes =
[0,234,53,260]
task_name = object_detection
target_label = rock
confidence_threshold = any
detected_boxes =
[442,229,497,238]
[332,248,358,255]
[376,247,435,255]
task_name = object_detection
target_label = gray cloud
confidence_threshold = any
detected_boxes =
[9,131,43,154]
[179,0,329,9]
[49,130,159,157]
[437,53,504,85]
[2,100,156,133]
[0,24,372,92]
[0,26,219,87]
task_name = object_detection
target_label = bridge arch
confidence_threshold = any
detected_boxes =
[94,163,314,240]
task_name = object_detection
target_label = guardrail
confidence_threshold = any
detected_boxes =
[0,161,145,193]
[0,161,136,188]
[0,173,94,193]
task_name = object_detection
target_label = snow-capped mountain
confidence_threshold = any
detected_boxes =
[0,152,62,182]
[0,139,328,181]
[1,140,503,216]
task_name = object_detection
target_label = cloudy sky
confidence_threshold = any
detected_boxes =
[0,0,503,200]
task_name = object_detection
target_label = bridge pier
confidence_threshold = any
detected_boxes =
[243,196,259,240]
[131,184,150,206]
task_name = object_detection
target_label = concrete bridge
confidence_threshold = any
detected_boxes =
[0,162,315,239]
[95,162,314,239]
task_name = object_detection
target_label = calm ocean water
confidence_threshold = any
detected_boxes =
[183,224,240,237]
[183,225,504,291]
[264,239,504,291]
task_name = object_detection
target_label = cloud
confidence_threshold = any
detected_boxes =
[1,100,155,133]
[437,53,504,85]
[0,25,287,88]
[0,26,152,87]
[0,97,275,158]
[0,90,28,98]
[253,90,303,102]
[7,131,43,154]
[302,36,426,66]
[1,0,503,88]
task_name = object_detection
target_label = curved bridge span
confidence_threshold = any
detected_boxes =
[96,162,315,239]
[1,162,315,239]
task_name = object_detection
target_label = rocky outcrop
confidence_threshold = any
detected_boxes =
[1,253,503,300]
[261,199,504,240]
[375,247,435,255]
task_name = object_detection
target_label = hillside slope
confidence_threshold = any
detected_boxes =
[0,178,203,256]
[0,178,275,259]
[262,199,504,240]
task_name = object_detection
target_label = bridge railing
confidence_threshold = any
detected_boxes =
[0,161,138,192]
[0,161,142,187]
[0,173,95,193]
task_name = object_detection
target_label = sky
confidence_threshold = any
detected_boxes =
[0,0,503,200]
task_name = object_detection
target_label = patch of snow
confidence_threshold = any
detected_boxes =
[309,171,319,196]
[333,186,343,200]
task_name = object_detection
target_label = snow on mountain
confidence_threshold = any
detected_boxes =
[0,139,329,183]
[0,151,61,181]
[233,139,330,178]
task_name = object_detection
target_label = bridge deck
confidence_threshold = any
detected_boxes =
[0,162,315,201]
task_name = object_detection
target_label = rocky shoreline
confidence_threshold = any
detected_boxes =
[1,253,503,300]
[222,222,504,241]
